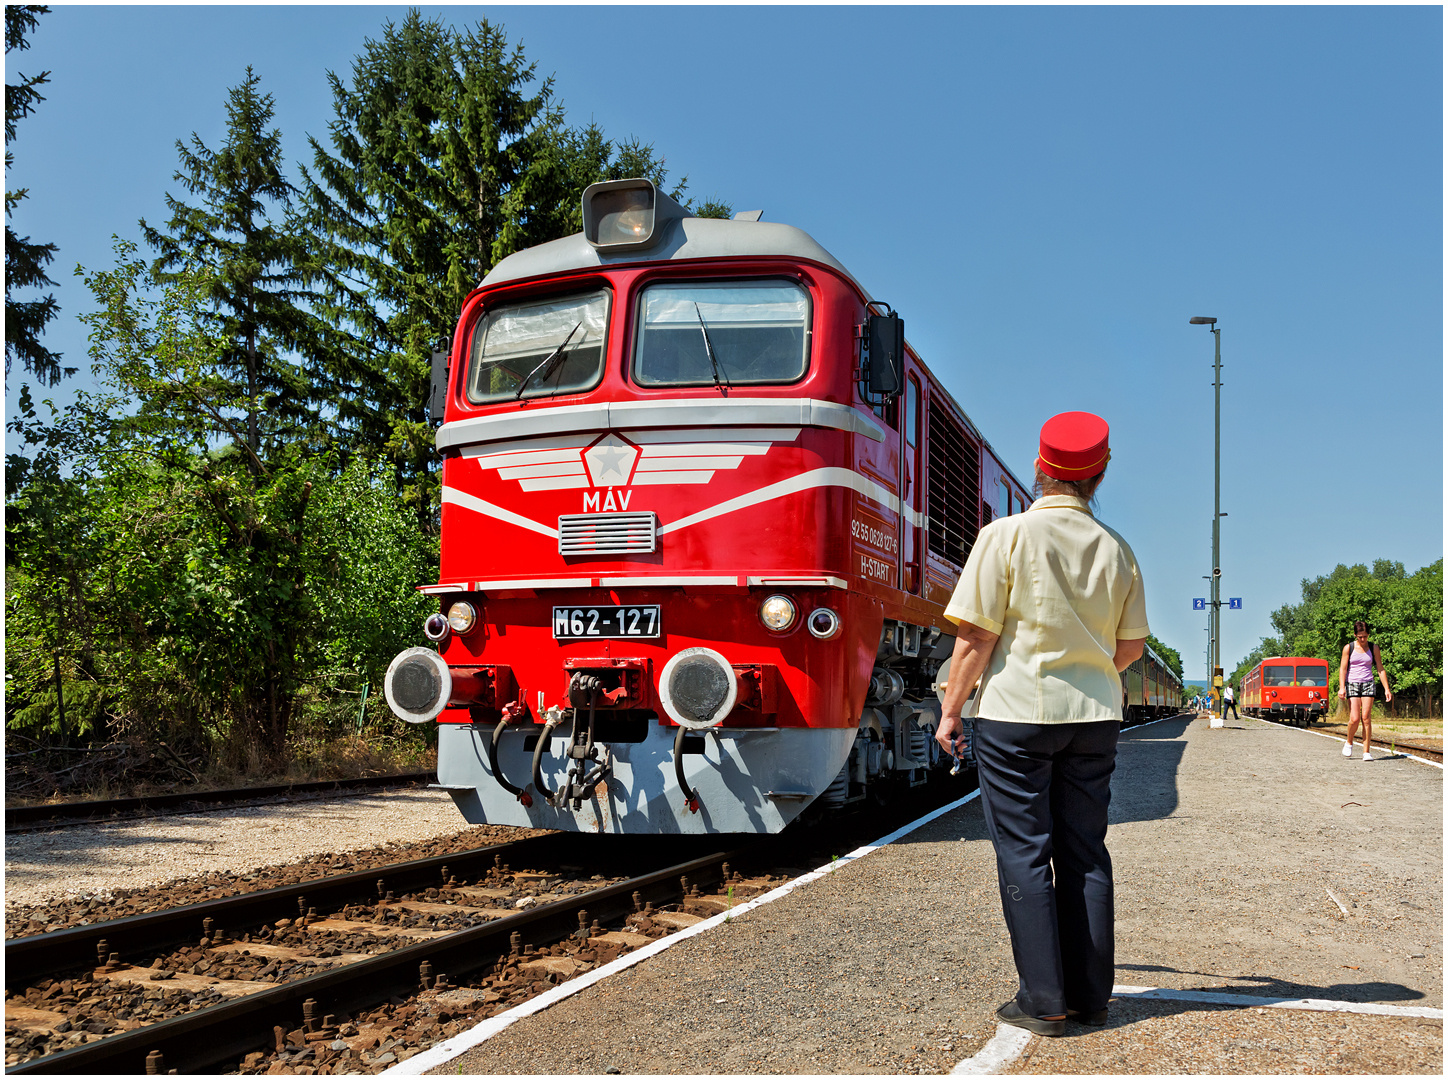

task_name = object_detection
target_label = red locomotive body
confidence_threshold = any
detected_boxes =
[1240,656,1331,725]
[384,180,1035,833]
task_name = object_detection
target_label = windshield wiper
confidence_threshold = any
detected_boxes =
[694,303,729,392]
[514,321,582,399]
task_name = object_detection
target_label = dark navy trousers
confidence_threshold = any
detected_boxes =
[974,718,1119,1018]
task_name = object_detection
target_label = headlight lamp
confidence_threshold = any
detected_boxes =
[422,612,451,642]
[759,595,796,631]
[447,601,478,634]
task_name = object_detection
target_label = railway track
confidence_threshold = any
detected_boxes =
[6,774,981,1073]
[5,772,436,832]
[8,842,756,1074]
[5,830,767,1073]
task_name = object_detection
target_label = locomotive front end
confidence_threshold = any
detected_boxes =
[385,582,870,834]
[382,178,993,834]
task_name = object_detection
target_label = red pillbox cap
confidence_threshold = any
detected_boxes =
[1037,411,1110,480]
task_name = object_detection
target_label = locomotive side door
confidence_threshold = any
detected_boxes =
[900,370,924,594]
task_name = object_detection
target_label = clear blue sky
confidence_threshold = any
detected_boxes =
[6,5,1442,679]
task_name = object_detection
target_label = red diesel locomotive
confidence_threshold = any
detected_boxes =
[1240,656,1332,725]
[383,179,1040,834]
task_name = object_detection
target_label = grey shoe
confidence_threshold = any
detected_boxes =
[1067,1007,1109,1026]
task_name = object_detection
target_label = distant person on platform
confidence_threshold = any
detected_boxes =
[936,411,1148,1038]
[1222,684,1238,720]
[1339,620,1392,760]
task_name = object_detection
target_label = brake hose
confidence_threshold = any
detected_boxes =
[488,718,533,807]
[674,725,701,814]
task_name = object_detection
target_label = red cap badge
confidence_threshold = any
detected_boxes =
[1037,412,1110,480]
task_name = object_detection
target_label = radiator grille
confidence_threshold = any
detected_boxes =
[558,512,658,555]
[927,407,980,566]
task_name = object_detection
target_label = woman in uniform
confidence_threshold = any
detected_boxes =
[936,411,1148,1037]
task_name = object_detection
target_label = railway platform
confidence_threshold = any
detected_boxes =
[401,712,1442,1075]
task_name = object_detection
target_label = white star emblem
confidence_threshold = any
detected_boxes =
[583,434,638,487]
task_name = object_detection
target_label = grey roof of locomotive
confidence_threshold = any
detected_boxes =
[480,215,872,299]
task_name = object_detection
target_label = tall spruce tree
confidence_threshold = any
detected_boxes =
[5,4,71,387]
[302,10,727,521]
[140,67,324,463]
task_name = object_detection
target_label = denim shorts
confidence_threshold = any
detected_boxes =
[1346,681,1375,699]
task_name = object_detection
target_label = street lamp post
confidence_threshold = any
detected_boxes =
[1191,316,1222,706]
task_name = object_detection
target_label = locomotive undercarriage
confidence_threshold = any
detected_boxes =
[816,619,958,813]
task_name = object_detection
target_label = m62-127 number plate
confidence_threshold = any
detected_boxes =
[553,605,661,640]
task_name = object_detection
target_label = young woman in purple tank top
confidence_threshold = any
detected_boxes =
[1338,620,1393,760]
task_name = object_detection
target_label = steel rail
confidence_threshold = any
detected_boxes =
[10,845,747,1075]
[6,832,572,988]
[6,772,437,831]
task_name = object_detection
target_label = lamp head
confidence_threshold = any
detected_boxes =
[1189,316,1217,325]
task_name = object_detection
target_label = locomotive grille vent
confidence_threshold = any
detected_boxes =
[558,511,658,555]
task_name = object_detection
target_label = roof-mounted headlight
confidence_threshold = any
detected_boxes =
[582,178,690,253]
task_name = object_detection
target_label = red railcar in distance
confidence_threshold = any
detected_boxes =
[383,179,1038,834]
[1240,656,1332,726]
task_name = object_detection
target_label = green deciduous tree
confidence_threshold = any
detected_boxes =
[1146,634,1183,680]
[5,4,72,387]
[5,247,435,765]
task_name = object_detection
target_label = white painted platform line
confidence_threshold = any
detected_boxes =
[951,1024,1033,1074]
[1265,720,1443,770]
[948,984,1445,1075]
[383,788,984,1076]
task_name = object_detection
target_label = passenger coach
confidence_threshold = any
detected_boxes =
[384,180,1041,833]
[1121,644,1184,724]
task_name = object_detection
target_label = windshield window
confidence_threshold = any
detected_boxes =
[633,280,810,387]
[1296,665,1328,687]
[467,290,609,403]
[1263,665,1295,686]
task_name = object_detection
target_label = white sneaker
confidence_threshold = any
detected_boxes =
[1342,743,1353,757]
[1362,751,1373,761]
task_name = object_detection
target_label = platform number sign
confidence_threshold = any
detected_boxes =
[1192,598,1206,610]
[1229,598,1242,610]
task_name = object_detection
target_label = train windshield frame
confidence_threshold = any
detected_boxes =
[632,279,811,388]
[465,288,611,404]
[1262,665,1295,686]
[1295,664,1328,686]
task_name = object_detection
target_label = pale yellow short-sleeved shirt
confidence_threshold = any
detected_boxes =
[944,495,1149,724]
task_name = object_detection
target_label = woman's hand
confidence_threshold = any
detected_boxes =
[936,713,966,755]
[1337,687,1346,700]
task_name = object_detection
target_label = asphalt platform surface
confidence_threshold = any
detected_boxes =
[408,713,1441,1075]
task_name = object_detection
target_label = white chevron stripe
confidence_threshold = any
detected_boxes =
[441,488,560,538]
[658,467,924,535]
[444,468,925,543]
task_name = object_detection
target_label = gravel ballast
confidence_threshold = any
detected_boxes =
[4,788,491,912]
